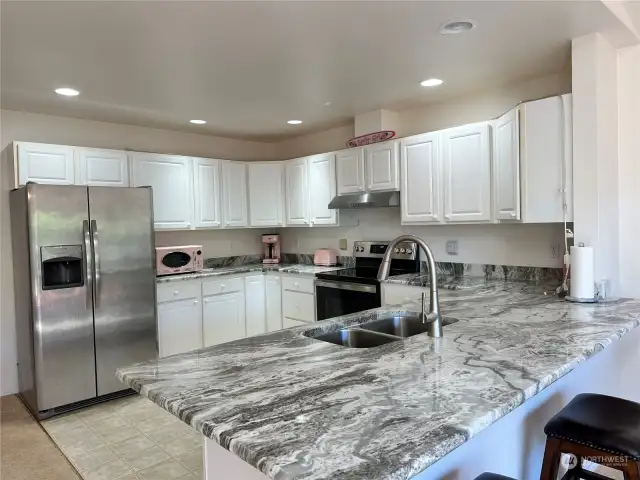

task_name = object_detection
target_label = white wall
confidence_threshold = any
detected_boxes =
[618,45,640,298]
[571,33,620,294]
[283,209,564,268]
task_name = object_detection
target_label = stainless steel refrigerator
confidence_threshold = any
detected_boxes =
[10,184,158,419]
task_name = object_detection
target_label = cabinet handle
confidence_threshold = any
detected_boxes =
[221,284,226,289]
[510,212,517,218]
[294,282,299,287]
[203,299,208,303]
[173,291,179,295]
[194,300,199,304]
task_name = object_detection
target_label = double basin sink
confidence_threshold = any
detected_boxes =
[309,315,459,348]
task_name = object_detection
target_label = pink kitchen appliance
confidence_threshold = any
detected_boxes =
[314,248,338,266]
[262,234,280,265]
[155,245,203,276]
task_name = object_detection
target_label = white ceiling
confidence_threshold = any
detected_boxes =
[1,1,637,142]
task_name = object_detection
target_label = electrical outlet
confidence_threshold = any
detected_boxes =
[551,244,560,258]
[339,238,348,251]
[446,240,458,255]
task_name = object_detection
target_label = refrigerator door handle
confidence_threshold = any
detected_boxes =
[91,219,101,308]
[83,220,94,310]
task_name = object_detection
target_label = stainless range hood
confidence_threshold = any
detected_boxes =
[328,191,400,209]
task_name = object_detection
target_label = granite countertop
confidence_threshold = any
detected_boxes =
[156,263,344,283]
[117,280,640,480]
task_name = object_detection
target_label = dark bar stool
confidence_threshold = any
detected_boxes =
[474,474,517,480]
[540,393,640,480]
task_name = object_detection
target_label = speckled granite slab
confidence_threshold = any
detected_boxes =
[156,263,345,284]
[118,280,640,479]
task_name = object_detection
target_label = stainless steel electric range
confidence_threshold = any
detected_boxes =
[315,240,419,321]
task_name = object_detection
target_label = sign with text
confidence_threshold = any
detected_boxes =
[347,130,395,148]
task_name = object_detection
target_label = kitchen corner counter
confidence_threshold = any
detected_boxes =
[155,263,344,284]
[118,281,640,480]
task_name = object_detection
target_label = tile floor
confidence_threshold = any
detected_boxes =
[41,394,203,480]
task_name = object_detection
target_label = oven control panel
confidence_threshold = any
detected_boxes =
[353,241,418,260]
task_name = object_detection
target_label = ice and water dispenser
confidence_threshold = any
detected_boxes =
[40,245,84,290]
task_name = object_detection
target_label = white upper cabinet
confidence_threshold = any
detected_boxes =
[193,157,222,229]
[131,153,194,230]
[520,94,573,223]
[336,148,365,194]
[364,140,399,192]
[493,108,520,221]
[308,153,337,226]
[221,161,249,228]
[16,142,75,186]
[441,122,492,223]
[285,157,309,225]
[400,133,441,224]
[75,148,129,187]
[244,275,266,337]
[248,162,285,227]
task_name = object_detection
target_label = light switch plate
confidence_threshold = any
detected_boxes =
[446,240,458,255]
[339,238,348,251]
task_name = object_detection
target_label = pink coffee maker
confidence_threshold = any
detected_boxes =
[262,234,280,265]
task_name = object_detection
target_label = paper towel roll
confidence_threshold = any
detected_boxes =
[570,245,595,299]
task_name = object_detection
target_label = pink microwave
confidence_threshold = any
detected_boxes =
[156,245,204,276]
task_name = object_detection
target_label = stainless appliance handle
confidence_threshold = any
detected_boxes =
[83,220,93,309]
[315,280,377,294]
[91,219,101,308]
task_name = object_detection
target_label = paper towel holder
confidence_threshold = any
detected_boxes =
[566,242,598,303]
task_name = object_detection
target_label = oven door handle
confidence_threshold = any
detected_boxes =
[315,280,377,294]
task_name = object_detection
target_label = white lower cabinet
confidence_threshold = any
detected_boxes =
[265,274,283,332]
[203,291,246,347]
[157,298,203,358]
[245,275,266,336]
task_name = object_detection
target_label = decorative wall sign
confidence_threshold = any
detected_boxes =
[346,130,396,148]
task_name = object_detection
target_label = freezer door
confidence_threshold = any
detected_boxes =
[88,187,158,395]
[25,184,97,410]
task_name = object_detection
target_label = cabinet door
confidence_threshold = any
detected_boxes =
[221,161,249,228]
[157,298,202,357]
[248,162,285,227]
[493,108,521,220]
[400,133,441,224]
[202,291,246,347]
[285,157,309,225]
[283,318,306,329]
[265,275,282,332]
[193,158,222,229]
[245,275,266,337]
[16,142,75,186]
[365,140,399,192]
[336,148,365,194]
[131,153,194,230]
[441,123,491,223]
[76,148,129,187]
[308,153,337,226]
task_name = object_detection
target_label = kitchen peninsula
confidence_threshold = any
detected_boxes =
[117,278,640,480]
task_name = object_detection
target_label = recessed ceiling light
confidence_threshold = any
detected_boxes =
[420,78,444,87]
[55,87,80,97]
[324,102,332,107]
[287,120,302,125]
[189,119,206,124]
[439,20,477,35]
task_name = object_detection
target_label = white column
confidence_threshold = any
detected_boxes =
[617,45,640,298]
[571,33,620,295]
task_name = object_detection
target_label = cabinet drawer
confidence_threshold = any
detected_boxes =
[202,276,244,296]
[157,281,201,303]
[282,276,314,294]
[282,290,315,322]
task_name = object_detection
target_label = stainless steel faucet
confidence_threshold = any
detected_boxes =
[377,235,443,337]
